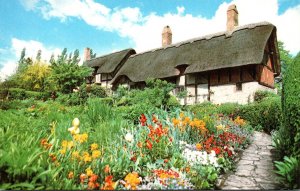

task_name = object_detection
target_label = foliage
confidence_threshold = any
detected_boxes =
[278,41,293,76]
[188,102,238,119]
[113,79,178,122]
[280,52,300,157]
[238,96,281,133]
[18,61,50,91]
[274,156,300,189]
[254,90,277,102]
[6,88,50,101]
[0,98,253,189]
[48,48,92,93]
[56,84,108,106]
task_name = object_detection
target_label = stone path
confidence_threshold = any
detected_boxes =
[217,131,282,190]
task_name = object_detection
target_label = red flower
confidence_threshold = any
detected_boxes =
[146,140,152,150]
[139,114,147,126]
[212,147,221,155]
[131,155,137,162]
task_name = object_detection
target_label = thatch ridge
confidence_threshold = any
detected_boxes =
[85,48,136,73]
[111,22,279,84]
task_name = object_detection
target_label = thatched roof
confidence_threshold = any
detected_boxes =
[85,48,136,74]
[111,22,280,84]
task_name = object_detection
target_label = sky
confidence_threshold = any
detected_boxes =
[0,0,300,80]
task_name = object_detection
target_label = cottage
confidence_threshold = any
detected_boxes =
[85,5,280,105]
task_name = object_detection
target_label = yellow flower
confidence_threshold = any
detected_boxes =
[72,151,80,160]
[59,149,66,155]
[92,150,101,159]
[196,143,202,151]
[74,133,88,143]
[179,112,185,119]
[82,152,92,163]
[61,140,68,148]
[67,141,74,149]
[86,167,93,177]
[90,143,98,151]
[216,124,225,131]
[81,133,88,142]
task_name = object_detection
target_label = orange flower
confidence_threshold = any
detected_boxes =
[185,167,190,173]
[104,165,110,174]
[102,175,116,190]
[196,143,202,151]
[89,174,98,182]
[80,173,87,183]
[68,171,74,179]
[49,153,56,162]
[124,172,141,190]
[172,118,180,127]
[137,142,143,148]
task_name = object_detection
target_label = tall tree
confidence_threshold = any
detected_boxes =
[278,41,293,76]
[36,49,42,62]
[49,48,92,93]
[17,48,28,73]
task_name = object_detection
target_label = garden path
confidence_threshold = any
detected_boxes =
[217,131,282,190]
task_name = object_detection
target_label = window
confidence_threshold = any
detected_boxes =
[95,74,101,83]
[236,82,242,91]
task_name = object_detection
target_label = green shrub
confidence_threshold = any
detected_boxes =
[275,156,300,189]
[188,101,218,118]
[113,79,178,121]
[88,84,107,98]
[7,88,50,101]
[281,52,300,157]
[254,90,277,102]
[99,97,113,106]
[8,88,26,100]
[238,96,281,133]
[167,95,180,108]
[217,103,239,116]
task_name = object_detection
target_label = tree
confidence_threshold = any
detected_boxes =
[90,49,97,59]
[19,60,50,91]
[49,48,92,93]
[278,41,293,77]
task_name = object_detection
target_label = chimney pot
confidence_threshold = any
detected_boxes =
[162,25,172,47]
[227,4,238,31]
[84,47,91,61]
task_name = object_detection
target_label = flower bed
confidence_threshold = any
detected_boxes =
[39,111,252,189]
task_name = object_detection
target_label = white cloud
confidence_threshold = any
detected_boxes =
[0,61,17,80]
[22,0,300,54]
[0,38,62,80]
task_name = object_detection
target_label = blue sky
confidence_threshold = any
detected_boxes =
[1,0,300,79]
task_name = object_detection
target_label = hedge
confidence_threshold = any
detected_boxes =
[7,88,51,100]
[281,53,300,157]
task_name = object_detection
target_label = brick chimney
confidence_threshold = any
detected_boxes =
[84,47,91,61]
[162,25,172,47]
[227,4,238,31]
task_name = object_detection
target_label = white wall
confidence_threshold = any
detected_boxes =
[210,82,275,104]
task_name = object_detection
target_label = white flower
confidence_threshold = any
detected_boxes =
[72,118,80,128]
[68,126,80,134]
[125,133,134,142]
